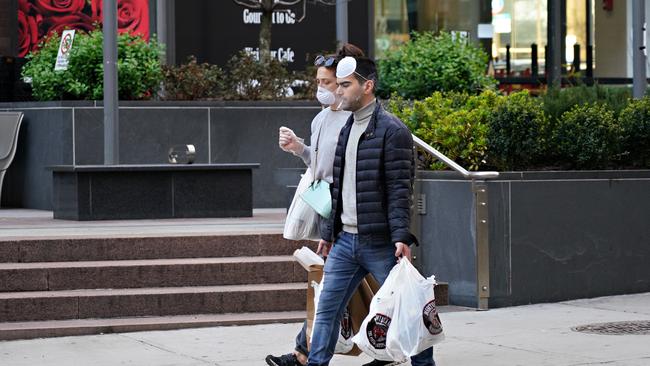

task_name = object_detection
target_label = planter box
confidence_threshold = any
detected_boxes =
[414,170,650,308]
[0,100,320,210]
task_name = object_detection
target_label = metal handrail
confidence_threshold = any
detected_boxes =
[412,134,499,180]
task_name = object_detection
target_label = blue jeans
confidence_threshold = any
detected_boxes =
[307,232,435,366]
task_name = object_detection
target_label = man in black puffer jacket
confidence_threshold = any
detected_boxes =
[307,57,435,366]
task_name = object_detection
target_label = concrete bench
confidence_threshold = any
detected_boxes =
[0,112,23,207]
[50,163,259,220]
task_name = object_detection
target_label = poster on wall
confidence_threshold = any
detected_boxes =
[17,0,150,57]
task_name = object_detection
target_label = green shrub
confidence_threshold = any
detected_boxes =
[378,32,496,99]
[618,97,650,167]
[162,56,225,100]
[553,103,622,169]
[388,91,494,171]
[223,51,292,100]
[21,32,66,101]
[487,91,549,170]
[391,86,650,171]
[22,29,163,101]
[542,84,631,123]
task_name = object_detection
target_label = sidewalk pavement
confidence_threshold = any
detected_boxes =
[1,292,649,366]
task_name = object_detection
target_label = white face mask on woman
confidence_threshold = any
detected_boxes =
[316,86,336,106]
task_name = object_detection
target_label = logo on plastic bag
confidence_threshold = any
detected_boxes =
[366,313,392,349]
[340,307,352,340]
[422,300,443,335]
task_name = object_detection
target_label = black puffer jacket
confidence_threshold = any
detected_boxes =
[321,101,418,247]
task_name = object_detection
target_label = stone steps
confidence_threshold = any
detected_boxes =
[0,233,314,339]
[0,283,306,322]
[0,311,306,341]
[0,256,305,291]
[0,232,448,341]
[0,234,310,263]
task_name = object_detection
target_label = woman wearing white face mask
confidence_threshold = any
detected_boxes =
[270,44,366,366]
[279,48,358,191]
[279,45,365,249]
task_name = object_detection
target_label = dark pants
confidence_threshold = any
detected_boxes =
[295,321,309,357]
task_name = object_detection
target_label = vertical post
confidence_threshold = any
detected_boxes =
[573,44,581,72]
[336,0,349,46]
[156,0,167,65]
[547,0,562,87]
[410,146,423,272]
[103,0,119,165]
[531,43,539,78]
[367,0,375,58]
[9,0,17,58]
[633,0,647,99]
[479,0,493,61]
[506,44,511,76]
[155,0,175,65]
[586,0,593,79]
[560,0,567,75]
[545,45,550,76]
[474,182,490,310]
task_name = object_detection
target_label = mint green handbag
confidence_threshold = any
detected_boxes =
[299,122,332,219]
[300,179,331,218]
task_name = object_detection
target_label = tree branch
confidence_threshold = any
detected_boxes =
[312,0,337,5]
[273,0,303,6]
[232,0,263,9]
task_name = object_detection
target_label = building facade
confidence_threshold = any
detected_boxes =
[1,1,648,81]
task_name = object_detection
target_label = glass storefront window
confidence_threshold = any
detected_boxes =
[566,0,590,71]
[374,0,593,76]
[374,0,480,59]
[492,0,547,75]
[491,0,593,76]
[375,0,411,58]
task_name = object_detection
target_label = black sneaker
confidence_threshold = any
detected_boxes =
[362,360,407,366]
[265,353,301,366]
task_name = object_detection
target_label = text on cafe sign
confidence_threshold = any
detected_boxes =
[242,8,297,25]
[244,47,295,63]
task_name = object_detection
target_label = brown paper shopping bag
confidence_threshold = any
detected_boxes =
[305,264,379,357]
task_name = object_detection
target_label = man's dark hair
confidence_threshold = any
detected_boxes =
[337,43,365,59]
[354,57,378,91]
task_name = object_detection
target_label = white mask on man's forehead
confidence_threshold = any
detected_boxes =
[336,56,357,78]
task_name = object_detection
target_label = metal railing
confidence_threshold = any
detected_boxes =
[411,134,497,310]
[412,134,499,180]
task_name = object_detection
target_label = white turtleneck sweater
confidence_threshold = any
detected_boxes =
[340,99,376,233]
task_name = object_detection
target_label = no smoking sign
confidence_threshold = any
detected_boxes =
[55,30,76,71]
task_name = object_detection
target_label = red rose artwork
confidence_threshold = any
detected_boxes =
[92,0,150,39]
[17,0,150,57]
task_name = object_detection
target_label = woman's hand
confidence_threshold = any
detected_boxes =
[279,126,304,154]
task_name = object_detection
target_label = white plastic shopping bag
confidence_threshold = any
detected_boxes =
[310,277,355,354]
[351,263,401,361]
[385,259,444,361]
[283,167,320,240]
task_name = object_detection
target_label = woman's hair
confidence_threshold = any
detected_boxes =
[320,43,365,71]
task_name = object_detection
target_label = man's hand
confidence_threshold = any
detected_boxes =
[279,126,304,154]
[316,239,333,257]
[394,242,411,262]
